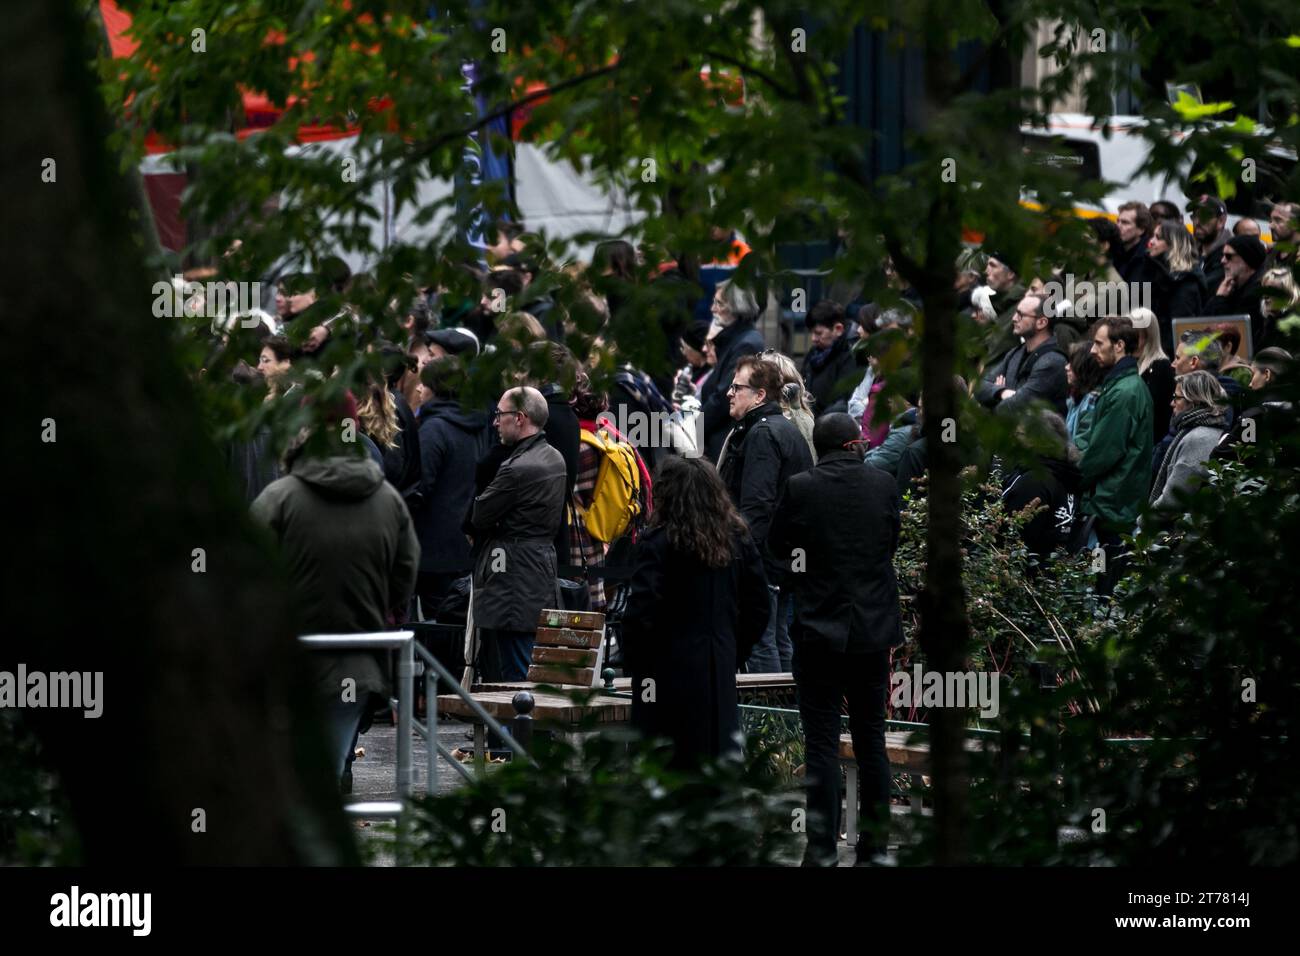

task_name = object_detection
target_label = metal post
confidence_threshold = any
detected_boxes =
[427,669,438,796]
[397,636,413,800]
[511,691,535,752]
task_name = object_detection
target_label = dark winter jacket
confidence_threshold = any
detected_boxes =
[976,335,1068,417]
[717,401,814,585]
[413,399,491,574]
[1206,267,1270,350]
[1112,240,1149,284]
[1196,228,1233,293]
[470,431,569,631]
[1142,359,1176,443]
[699,319,765,461]
[768,451,904,654]
[1075,356,1153,531]
[801,333,858,414]
[622,526,770,768]
[383,388,423,500]
[1000,455,1081,560]
[251,455,420,701]
[1150,258,1208,355]
[541,385,581,559]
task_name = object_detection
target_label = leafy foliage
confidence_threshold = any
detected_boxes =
[0,714,80,866]
[408,730,801,866]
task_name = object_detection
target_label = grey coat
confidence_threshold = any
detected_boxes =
[471,431,569,631]
[1150,423,1225,509]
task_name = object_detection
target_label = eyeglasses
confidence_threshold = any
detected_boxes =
[726,383,759,395]
[492,407,522,420]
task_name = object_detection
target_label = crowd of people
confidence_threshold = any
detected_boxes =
[212,196,1296,865]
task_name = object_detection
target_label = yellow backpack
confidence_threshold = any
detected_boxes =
[577,427,642,542]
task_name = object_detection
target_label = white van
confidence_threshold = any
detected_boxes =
[1019,113,1296,239]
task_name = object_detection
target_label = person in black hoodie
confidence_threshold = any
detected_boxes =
[1000,410,1081,562]
[412,357,491,614]
[699,279,766,460]
[801,300,858,414]
[717,356,814,673]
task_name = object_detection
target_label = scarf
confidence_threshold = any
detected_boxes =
[1150,405,1226,503]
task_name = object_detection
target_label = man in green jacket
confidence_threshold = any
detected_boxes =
[1076,316,1153,593]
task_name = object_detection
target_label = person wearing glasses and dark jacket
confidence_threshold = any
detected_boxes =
[769,413,903,867]
[699,279,766,461]
[470,386,569,681]
[718,356,813,674]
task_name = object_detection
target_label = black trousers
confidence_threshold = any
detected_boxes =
[415,570,462,621]
[795,643,892,856]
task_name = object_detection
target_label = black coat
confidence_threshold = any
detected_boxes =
[413,399,490,574]
[699,319,765,460]
[768,451,904,654]
[717,401,814,585]
[622,526,770,767]
[1142,359,1175,444]
[1206,268,1269,350]
[801,333,858,414]
[383,388,423,500]
[1000,455,1081,561]
[1112,240,1149,284]
[1151,261,1207,355]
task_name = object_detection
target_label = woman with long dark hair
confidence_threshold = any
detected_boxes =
[621,456,771,768]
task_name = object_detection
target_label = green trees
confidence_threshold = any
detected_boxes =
[4,0,1297,863]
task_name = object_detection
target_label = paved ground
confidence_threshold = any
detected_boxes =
[348,720,902,867]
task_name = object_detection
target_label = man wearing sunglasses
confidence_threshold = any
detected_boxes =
[1206,234,1270,349]
[469,386,569,682]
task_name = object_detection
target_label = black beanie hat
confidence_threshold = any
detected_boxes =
[1227,234,1267,271]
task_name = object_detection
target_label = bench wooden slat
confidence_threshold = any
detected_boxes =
[527,665,596,687]
[537,609,605,631]
[535,627,603,649]
[533,646,599,666]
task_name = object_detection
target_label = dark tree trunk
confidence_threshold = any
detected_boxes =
[1,0,357,864]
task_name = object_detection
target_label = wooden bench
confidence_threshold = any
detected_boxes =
[839,732,992,843]
[435,609,626,759]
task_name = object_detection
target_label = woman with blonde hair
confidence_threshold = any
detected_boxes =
[1129,308,1175,442]
[758,349,818,462]
[1147,218,1208,353]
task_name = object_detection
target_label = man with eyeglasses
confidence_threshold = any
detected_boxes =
[717,356,813,674]
[469,386,569,682]
[1206,234,1269,349]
